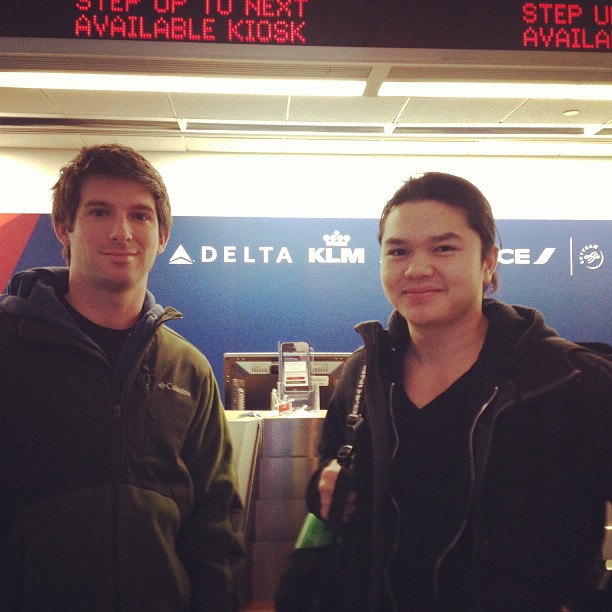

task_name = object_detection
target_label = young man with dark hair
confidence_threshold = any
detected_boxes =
[308,172,611,611]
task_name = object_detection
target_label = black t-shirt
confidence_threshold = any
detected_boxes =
[389,360,483,611]
[62,297,133,369]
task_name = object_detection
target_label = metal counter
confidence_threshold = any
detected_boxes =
[227,411,325,602]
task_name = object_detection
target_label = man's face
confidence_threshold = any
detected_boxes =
[380,199,497,331]
[55,175,168,296]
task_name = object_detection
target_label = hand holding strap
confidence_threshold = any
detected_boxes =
[325,466,355,532]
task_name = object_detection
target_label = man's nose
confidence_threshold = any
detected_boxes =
[403,252,433,277]
[110,216,132,241]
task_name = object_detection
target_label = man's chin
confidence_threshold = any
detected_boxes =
[98,275,139,294]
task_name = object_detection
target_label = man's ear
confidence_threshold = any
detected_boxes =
[53,220,71,250]
[483,244,499,284]
[158,230,170,255]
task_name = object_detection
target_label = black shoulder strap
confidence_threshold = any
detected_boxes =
[336,360,366,469]
[326,359,367,532]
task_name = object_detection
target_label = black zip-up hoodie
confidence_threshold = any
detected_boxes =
[0,267,245,612]
[307,300,612,611]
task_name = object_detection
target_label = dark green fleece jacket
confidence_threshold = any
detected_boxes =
[0,267,245,612]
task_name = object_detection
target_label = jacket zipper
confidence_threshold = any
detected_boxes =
[111,402,123,612]
[431,386,499,601]
[108,325,164,612]
[358,319,587,609]
[430,368,582,600]
[384,381,401,612]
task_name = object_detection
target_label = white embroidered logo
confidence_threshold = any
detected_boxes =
[158,382,192,397]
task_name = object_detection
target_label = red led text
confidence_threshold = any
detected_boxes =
[74,0,309,43]
[522,3,612,49]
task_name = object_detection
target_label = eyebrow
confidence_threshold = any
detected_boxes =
[431,232,463,242]
[383,232,463,245]
[81,200,155,212]
[81,199,110,207]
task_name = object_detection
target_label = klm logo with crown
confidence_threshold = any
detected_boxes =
[308,230,365,264]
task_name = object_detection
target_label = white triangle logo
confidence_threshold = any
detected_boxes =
[169,244,194,265]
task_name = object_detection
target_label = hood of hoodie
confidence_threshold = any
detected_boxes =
[355,299,567,392]
[1,267,171,379]
[1,267,89,344]
[383,298,558,367]
[376,299,612,398]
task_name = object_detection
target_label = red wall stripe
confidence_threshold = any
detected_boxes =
[0,214,41,292]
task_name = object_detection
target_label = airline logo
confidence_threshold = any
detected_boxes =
[497,241,608,275]
[167,234,605,275]
[169,245,195,265]
[308,230,365,264]
[579,244,604,270]
[168,230,366,266]
[498,247,556,265]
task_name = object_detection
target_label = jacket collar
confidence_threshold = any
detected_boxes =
[2,267,176,378]
[354,299,597,399]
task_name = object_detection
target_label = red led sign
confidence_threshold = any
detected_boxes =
[73,0,308,44]
[522,2,612,49]
[0,1,611,51]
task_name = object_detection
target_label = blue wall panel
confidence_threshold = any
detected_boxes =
[10,216,611,392]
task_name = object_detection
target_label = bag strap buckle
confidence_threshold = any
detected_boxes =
[336,444,355,468]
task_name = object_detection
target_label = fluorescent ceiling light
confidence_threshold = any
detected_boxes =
[378,81,612,100]
[582,124,602,136]
[0,71,366,97]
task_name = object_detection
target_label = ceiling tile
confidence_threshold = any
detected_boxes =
[288,97,406,123]
[170,93,288,121]
[503,99,612,124]
[0,88,61,114]
[44,90,175,118]
[397,97,524,124]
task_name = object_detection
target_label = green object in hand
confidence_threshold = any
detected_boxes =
[294,513,338,548]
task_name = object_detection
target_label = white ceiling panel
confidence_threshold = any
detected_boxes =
[0,87,61,114]
[503,99,612,125]
[287,96,406,123]
[44,90,176,118]
[170,93,289,122]
[397,98,525,124]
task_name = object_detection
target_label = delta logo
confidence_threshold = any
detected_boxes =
[168,244,195,265]
[168,230,366,266]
